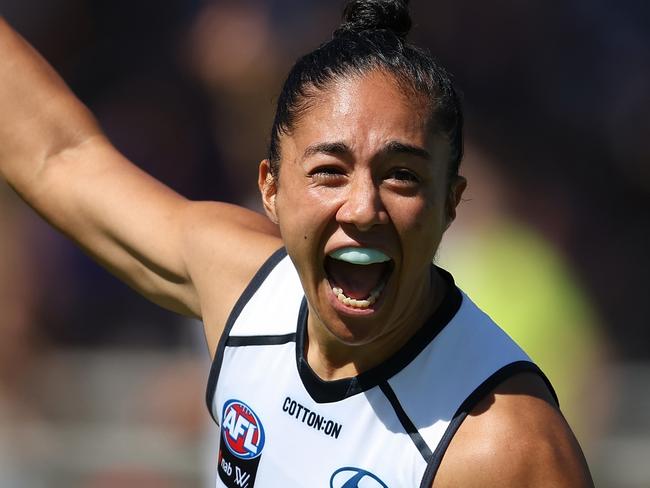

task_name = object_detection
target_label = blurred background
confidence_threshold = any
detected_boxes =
[0,0,648,486]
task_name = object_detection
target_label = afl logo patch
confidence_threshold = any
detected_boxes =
[330,467,388,488]
[221,399,266,460]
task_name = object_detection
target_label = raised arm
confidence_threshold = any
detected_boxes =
[0,18,281,330]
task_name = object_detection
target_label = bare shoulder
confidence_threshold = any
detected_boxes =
[433,372,594,488]
[180,201,282,354]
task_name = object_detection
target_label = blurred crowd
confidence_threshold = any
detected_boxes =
[0,0,648,486]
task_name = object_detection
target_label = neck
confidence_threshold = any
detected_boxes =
[305,267,447,381]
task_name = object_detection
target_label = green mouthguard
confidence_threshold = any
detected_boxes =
[329,247,390,265]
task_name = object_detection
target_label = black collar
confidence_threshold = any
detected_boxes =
[295,267,462,403]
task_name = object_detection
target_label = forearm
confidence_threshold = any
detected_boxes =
[0,17,101,194]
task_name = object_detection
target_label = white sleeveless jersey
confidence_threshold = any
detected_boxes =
[206,248,556,488]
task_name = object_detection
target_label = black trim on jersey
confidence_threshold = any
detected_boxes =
[205,247,287,423]
[226,333,296,347]
[380,381,433,462]
[296,267,463,404]
[418,360,559,488]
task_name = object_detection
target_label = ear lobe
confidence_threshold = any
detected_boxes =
[258,159,279,224]
[445,175,467,230]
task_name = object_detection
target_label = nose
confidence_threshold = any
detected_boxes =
[336,172,388,231]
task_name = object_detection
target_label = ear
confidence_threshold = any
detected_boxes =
[258,159,279,224]
[444,175,467,230]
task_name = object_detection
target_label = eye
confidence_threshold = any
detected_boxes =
[387,168,420,184]
[309,166,346,181]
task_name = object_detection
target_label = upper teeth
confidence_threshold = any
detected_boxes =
[329,247,390,265]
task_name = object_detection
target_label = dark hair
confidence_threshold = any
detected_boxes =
[268,0,463,182]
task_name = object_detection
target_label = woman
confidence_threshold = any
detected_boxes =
[0,0,593,486]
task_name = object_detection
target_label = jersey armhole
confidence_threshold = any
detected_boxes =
[204,247,287,423]
[418,360,558,488]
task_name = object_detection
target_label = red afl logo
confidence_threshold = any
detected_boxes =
[221,399,266,460]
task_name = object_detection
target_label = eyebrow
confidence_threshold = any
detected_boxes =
[302,141,350,161]
[380,141,431,161]
[302,140,431,162]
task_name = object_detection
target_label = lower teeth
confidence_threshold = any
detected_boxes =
[331,282,385,309]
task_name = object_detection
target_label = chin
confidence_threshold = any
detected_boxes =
[321,309,387,347]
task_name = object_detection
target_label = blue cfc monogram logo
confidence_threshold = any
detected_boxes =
[330,467,388,488]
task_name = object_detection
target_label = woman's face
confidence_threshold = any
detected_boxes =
[260,70,465,347]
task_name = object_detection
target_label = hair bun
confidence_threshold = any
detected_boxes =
[335,0,412,40]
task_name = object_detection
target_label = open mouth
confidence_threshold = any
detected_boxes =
[324,247,393,310]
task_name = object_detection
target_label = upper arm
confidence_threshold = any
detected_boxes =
[433,372,594,488]
[24,136,281,320]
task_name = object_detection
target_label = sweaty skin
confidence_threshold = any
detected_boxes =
[0,18,593,487]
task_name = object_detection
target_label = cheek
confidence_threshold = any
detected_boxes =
[388,194,446,255]
[389,193,434,230]
[275,184,335,252]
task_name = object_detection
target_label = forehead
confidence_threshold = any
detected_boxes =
[283,70,436,159]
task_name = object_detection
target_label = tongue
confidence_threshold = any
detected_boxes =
[325,258,388,299]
